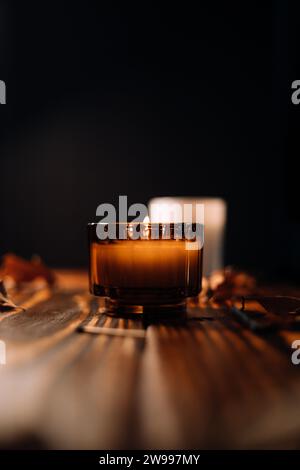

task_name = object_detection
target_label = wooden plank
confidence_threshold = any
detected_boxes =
[0,289,99,446]
[138,316,300,449]
[36,315,145,449]
[1,272,300,449]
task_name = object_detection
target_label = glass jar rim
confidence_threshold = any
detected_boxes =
[87,222,203,226]
[88,222,204,243]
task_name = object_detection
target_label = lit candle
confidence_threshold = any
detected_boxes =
[88,222,203,315]
[149,197,226,277]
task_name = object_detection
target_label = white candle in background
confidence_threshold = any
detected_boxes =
[148,197,227,277]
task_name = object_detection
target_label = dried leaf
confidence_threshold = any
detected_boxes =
[0,253,55,286]
[245,296,300,316]
[0,280,6,297]
[209,267,257,303]
[236,296,300,330]
[0,279,25,311]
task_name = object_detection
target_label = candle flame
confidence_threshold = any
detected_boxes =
[143,216,150,224]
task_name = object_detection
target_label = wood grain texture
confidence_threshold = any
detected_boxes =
[0,271,300,449]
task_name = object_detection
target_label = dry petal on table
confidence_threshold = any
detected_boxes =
[0,279,25,311]
[0,253,55,286]
[245,296,300,316]
[209,267,257,303]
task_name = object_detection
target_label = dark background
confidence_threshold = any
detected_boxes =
[0,1,296,280]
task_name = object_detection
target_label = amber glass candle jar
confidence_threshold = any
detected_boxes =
[88,222,203,314]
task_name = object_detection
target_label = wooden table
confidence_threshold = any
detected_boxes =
[0,271,300,450]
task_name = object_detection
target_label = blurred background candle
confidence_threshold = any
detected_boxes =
[149,197,227,277]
